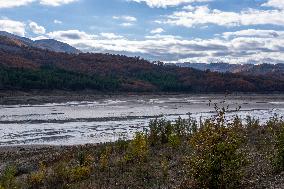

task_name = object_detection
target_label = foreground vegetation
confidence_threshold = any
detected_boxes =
[1,106,284,188]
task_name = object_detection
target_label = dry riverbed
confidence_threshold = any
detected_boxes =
[0,93,284,146]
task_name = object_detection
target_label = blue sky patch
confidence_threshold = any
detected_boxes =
[0,0,284,64]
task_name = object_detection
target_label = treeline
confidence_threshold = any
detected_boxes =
[0,66,119,91]
[0,64,283,92]
[0,36,284,92]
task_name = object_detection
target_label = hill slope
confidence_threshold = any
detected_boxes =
[0,35,283,92]
[176,62,284,79]
[0,31,81,54]
[33,39,81,54]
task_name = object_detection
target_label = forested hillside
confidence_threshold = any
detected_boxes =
[0,35,283,92]
[177,62,284,79]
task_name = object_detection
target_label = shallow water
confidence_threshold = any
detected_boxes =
[0,94,283,146]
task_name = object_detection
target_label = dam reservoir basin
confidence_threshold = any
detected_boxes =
[0,94,283,146]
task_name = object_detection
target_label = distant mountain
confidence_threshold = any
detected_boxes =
[0,31,81,54]
[0,35,283,93]
[33,39,81,54]
[176,62,284,79]
[242,63,284,77]
[0,31,34,45]
[176,62,252,73]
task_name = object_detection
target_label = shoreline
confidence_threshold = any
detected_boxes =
[0,93,283,147]
[0,143,98,152]
[0,90,283,105]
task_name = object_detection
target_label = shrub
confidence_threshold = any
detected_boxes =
[125,132,149,163]
[69,166,92,182]
[29,172,45,188]
[77,150,94,167]
[187,108,247,189]
[168,133,181,148]
[99,147,112,170]
[28,162,47,188]
[77,150,87,167]
[52,162,70,184]
[246,115,260,130]
[148,119,171,146]
[174,114,197,137]
[267,115,283,136]
[148,115,197,146]
[51,162,92,186]
[115,139,129,152]
[273,122,284,172]
[161,157,170,181]
[0,165,17,189]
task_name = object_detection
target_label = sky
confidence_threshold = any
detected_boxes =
[0,0,284,64]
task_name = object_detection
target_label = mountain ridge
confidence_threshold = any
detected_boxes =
[0,31,81,54]
[176,62,284,79]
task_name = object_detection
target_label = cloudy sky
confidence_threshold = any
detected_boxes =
[1,0,284,64]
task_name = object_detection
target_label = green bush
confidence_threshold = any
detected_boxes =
[148,115,197,146]
[125,132,149,163]
[28,162,47,188]
[115,139,129,152]
[168,133,181,148]
[161,157,170,181]
[148,119,171,145]
[187,109,247,189]
[99,147,112,170]
[69,166,92,182]
[0,165,17,189]
[174,114,197,137]
[77,150,94,167]
[245,115,260,130]
[273,121,284,172]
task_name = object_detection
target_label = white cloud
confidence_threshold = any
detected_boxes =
[31,35,49,40]
[262,0,284,10]
[29,21,46,34]
[39,0,78,6]
[0,0,36,8]
[0,0,77,8]
[54,19,62,24]
[128,0,211,8]
[121,23,134,27]
[113,15,137,27]
[150,28,165,34]
[223,29,284,39]
[100,33,124,39]
[182,5,195,10]
[46,29,284,64]
[47,30,97,41]
[113,16,137,22]
[145,34,182,40]
[160,5,284,27]
[0,19,26,36]
[175,51,284,65]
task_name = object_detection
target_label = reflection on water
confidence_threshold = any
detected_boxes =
[0,94,283,146]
